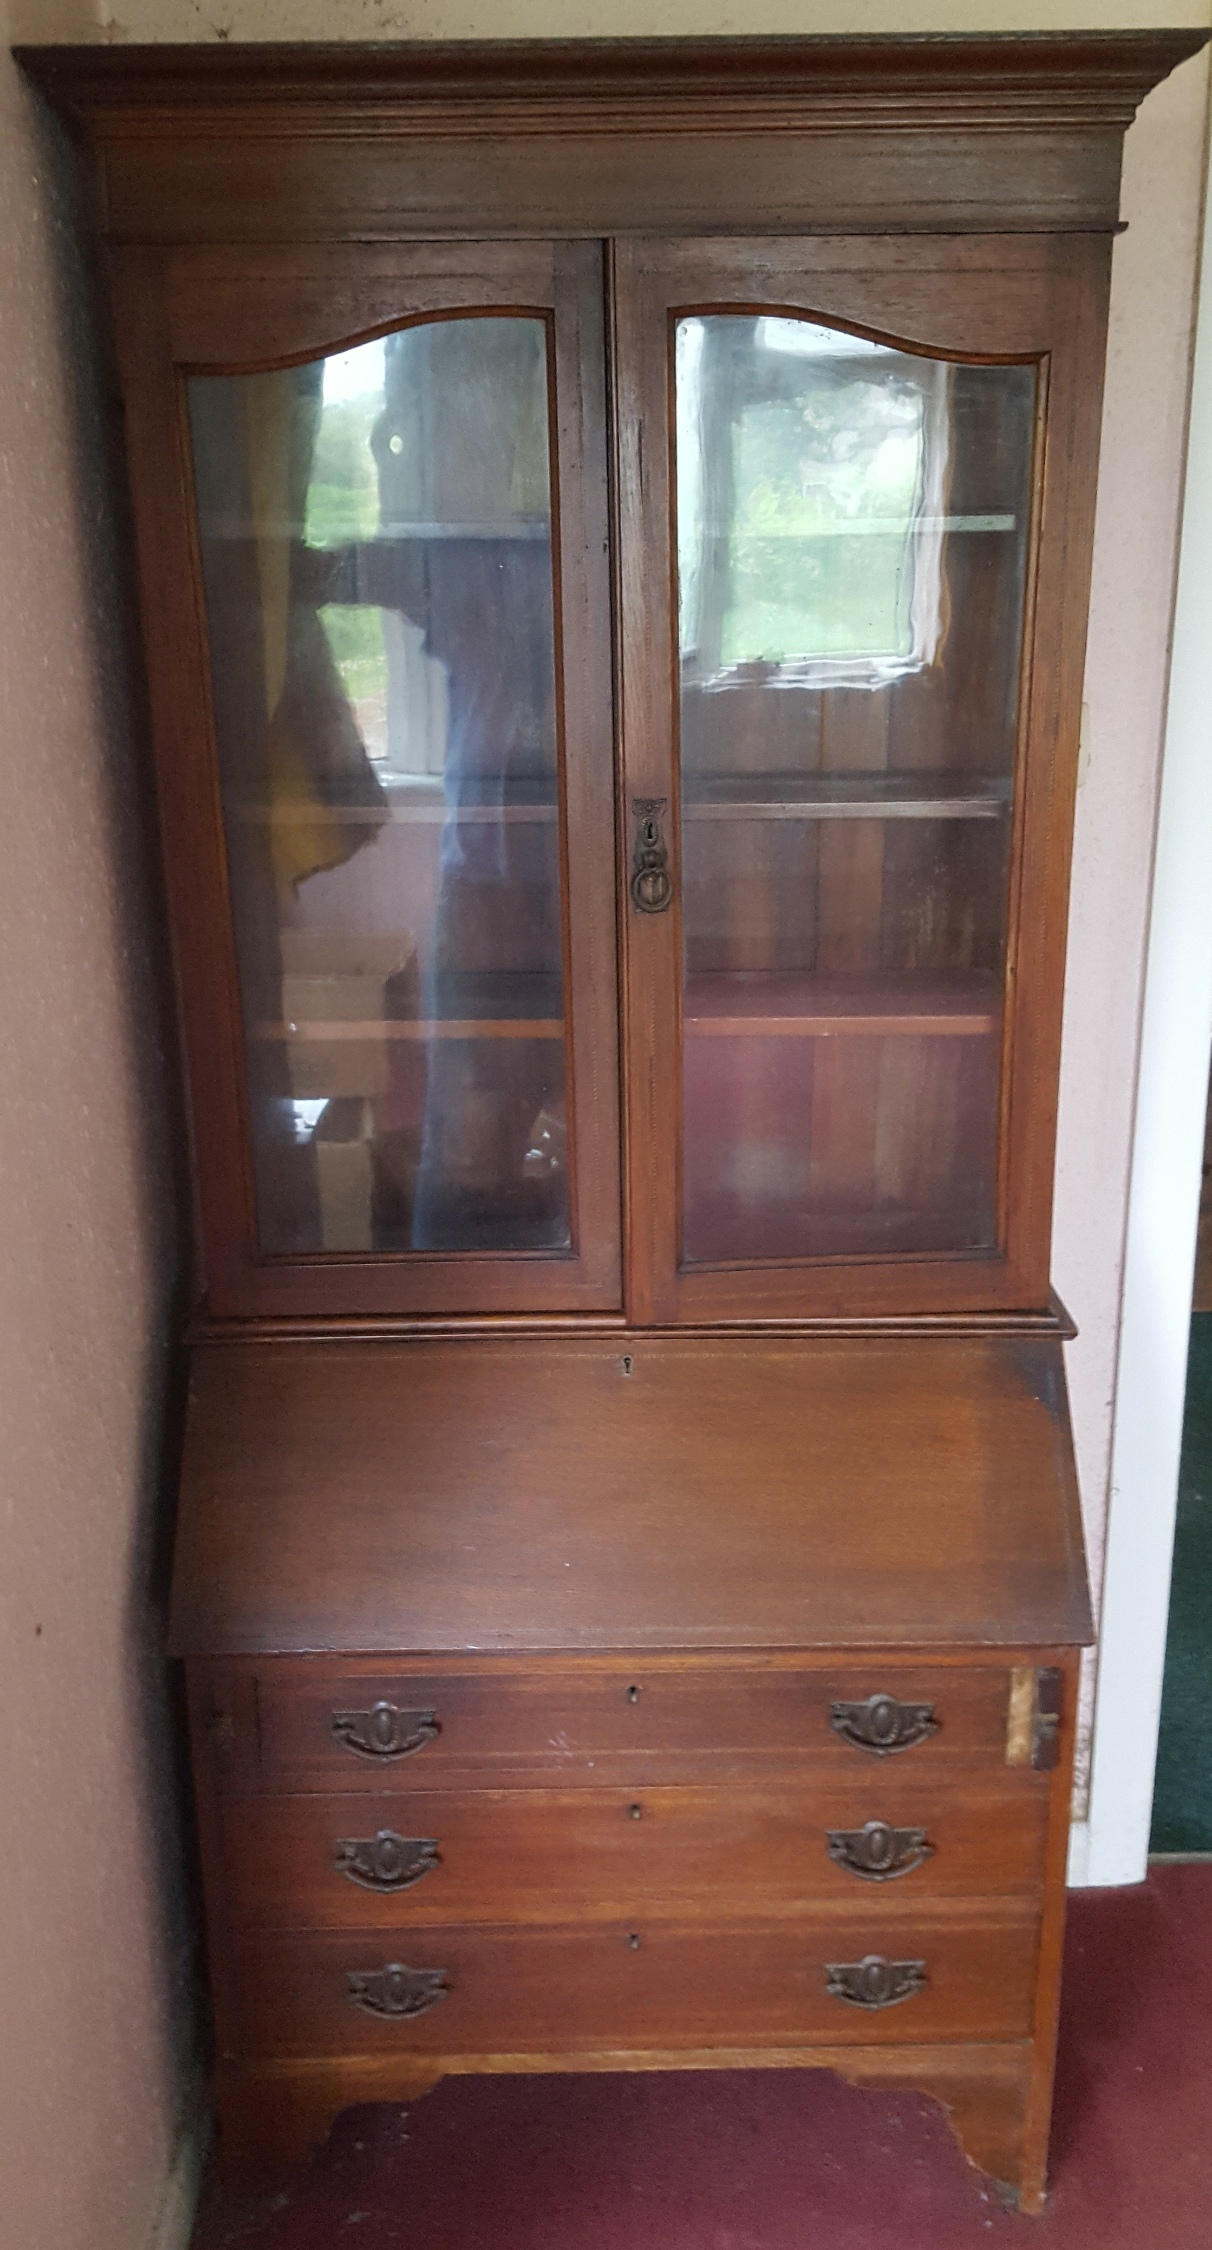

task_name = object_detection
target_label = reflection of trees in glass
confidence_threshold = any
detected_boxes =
[676,316,948,683]
[728,377,925,663]
[306,388,387,713]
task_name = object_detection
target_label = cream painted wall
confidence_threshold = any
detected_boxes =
[8,0,1211,43]
[0,12,196,2249]
[1056,44,1210,1812]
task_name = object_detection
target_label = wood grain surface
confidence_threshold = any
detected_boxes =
[214,1777,1050,1928]
[190,1652,1030,1793]
[20,35,1205,246]
[221,1906,1040,2058]
[24,31,1167,2216]
[169,1334,1090,1654]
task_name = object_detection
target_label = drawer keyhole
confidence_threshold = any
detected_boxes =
[628,1802,643,1820]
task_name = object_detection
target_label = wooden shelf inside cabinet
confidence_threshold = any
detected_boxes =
[252,1018,564,1043]
[690,510,1019,540]
[252,970,567,1046]
[250,975,1005,1048]
[237,777,1012,829]
[230,790,561,829]
[682,775,1013,824]
[684,973,1001,1041]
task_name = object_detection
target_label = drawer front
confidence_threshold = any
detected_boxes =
[195,1658,1028,1793]
[218,1778,1049,1930]
[222,1911,1040,2058]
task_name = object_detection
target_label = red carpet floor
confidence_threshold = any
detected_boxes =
[191,1861,1212,2249]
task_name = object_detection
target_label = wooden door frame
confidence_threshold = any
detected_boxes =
[109,240,623,1320]
[1078,135,1212,1888]
[613,232,1109,1325]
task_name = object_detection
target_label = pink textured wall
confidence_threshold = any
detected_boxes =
[0,22,195,2250]
[0,22,1205,2248]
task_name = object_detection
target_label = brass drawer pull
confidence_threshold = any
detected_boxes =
[331,1701,439,1760]
[827,1819,933,1881]
[830,1693,937,1755]
[826,1954,927,2010]
[346,1962,449,2019]
[335,1830,440,1892]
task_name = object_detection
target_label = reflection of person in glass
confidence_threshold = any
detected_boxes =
[307,319,570,1252]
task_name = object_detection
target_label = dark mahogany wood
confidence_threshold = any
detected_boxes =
[169,1335,1090,1657]
[189,1652,1034,1792]
[107,241,621,1320]
[24,33,1201,121]
[187,1646,1078,2209]
[19,36,1204,246]
[213,1777,1049,1928]
[21,34,1200,1325]
[614,232,1110,1322]
[24,31,1194,2217]
[220,1908,1040,2058]
[209,2040,1035,2202]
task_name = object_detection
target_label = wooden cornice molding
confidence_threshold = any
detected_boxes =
[18,33,1208,139]
[16,34,1208,244]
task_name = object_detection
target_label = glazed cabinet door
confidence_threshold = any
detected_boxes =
[613,236,1109,1322]
[112,242,620,1317]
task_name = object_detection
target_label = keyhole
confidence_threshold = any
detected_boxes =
[620,1354,634,1377]
[628,1802,643,1820]
[626,1684,640,1704]
[628,1933,642,1950]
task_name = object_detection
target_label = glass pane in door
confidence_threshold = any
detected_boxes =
[675,314,1035,1263]
[189,317,570,1256]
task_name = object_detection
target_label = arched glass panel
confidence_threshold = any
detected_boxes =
[188,317,570,1257]
[675,313,1035,1264]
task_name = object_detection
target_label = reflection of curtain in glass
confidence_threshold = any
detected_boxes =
[375,321,563,1251]
[241,368,389,893]
[299,320,565,1251]
[190,363,390,1251]
[906,362,952,676]
[677,316,749,681]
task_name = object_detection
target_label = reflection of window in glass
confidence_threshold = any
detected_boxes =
[676,315,972,691]
[375,320,551,791]
[305,339,447,779]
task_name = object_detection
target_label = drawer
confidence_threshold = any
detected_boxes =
[193,1657,1032,1793]
[221,1909,1040,2058]
[217,1777,1049,1930]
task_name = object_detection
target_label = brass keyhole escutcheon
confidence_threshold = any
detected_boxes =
[630,799,673,914]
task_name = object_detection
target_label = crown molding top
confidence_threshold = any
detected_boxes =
[17,33,1208,244]
[18,32,1209,140]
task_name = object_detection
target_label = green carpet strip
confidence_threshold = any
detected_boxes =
[1150,1311,1212,1853]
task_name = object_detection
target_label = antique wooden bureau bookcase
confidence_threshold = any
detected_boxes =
[24,30,1204,2212]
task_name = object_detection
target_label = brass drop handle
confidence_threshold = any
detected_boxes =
[827,1819,933,1881]
[630,798,673,914]
[346,1962,449,2019]
[335,1830,440,1892]
[826,1954,927,2010]
[830,1693,937,1755]
[331,1701,439,1760]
